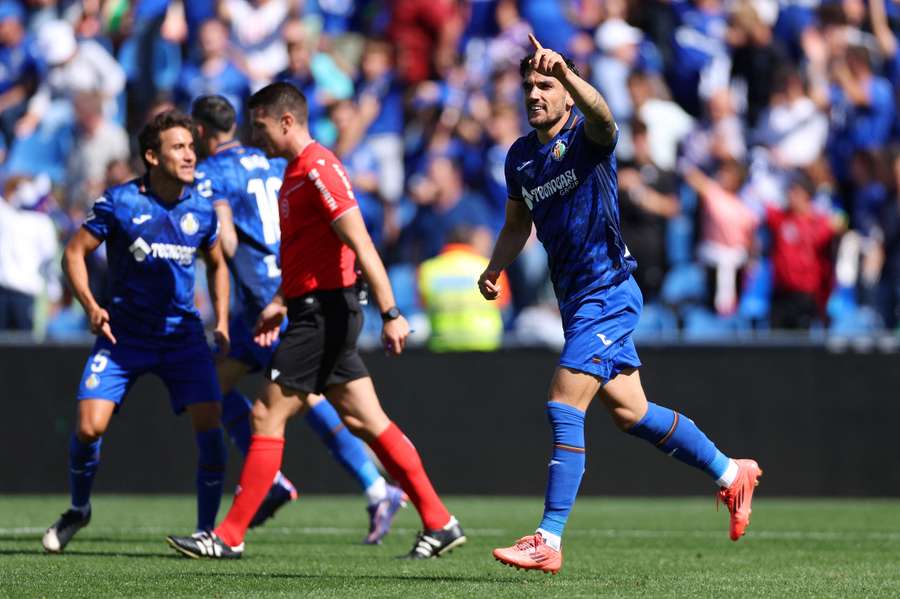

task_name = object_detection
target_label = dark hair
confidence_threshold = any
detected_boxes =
[789,171,816,197]
[138,109,195,169]
[191,95,236,134]
[519,53,581,80]
[247,82,308,125]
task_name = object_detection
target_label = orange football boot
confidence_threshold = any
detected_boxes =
[718,458,763,541]
[493,533,562,574]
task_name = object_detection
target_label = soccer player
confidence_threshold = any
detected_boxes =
[42,110,230,553]
[190,95,406,541]
[481,35,763,574]
[166,82,465,560]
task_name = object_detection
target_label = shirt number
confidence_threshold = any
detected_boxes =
[90,349,111,373]
[263,255,281,278]
[247,177,283,245]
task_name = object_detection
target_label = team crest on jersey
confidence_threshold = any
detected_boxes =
[85,373,101,390]
[180,212,199,235]
[551,140,567,161]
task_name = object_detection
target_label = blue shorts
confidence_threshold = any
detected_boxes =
[226,311,277,372]
[558,276,643,383]
[76,333,222,414]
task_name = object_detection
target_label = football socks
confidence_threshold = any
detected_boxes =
[215,435,284,546]
[68,433,101,511]
[537,402,586,548]
[195,428,227,531]
[369,422,450,530]
[627,402,733,483]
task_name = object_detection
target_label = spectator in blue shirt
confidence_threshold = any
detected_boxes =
[174,19,249,124]
[0,1,39,146]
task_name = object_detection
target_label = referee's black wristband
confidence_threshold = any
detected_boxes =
[381,306,401,322]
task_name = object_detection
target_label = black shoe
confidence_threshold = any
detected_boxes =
[402,516,466,559]
[248,482,298,529]
[166,531,244,559]
[42,508,91,553]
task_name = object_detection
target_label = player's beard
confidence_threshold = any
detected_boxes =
[527,103,566,132]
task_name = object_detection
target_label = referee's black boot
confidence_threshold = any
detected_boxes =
[402,516,467,559]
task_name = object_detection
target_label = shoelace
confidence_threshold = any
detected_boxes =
[514,535,540,552]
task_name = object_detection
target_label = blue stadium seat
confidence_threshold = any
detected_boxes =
[737,258,772,324]
[634,301,679,341]
[683,306,739,340]
[660,262,706,306]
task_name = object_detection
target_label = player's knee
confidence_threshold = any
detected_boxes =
[340,414,369,439]
[250,400,278,433]
[76,419,107,442]
[610,406,642,431]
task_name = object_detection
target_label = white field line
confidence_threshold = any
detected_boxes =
[2,526,900,542]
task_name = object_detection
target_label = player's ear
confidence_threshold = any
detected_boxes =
[565,91,575,112]
[280,111,294,133]
[144,148,160,167]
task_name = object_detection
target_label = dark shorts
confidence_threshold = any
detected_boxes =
[266,287,369,394]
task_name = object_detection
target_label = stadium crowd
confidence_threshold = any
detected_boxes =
[1,0,900,345]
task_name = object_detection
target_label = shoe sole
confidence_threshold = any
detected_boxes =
[165,536,201,559]
[435,535,467,557]
[494,556,559,575]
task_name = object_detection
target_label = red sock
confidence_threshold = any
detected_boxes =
[214,435,284,546]
[369,422,451,530]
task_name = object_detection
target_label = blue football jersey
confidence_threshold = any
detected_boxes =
[195,145,287,319]
[83,177,219,339]
[504,115,636,309]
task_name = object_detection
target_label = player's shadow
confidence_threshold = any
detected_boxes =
[174,571,507,584]
[0,548,178,559]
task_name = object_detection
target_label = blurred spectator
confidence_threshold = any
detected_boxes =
[766,172,837,329]
[682,88,746,171]
[0,176,58,331]
[482,102,523,232]
[667,0,730,116]
[592,18,643,137]
[17,19,124,137]
[65,91,130,211]
[627,70,694,170]
[618,119,680,301]
[174,18,250,123]
[278,19,353,146]
[684,159,759,315]
[0,0,39,146]
[388,0,462,84]
[877,150,900,330]
[418,225,509,351]
[400,156,491,263]
[220,0,290,85]
[753,67,828,169]
[353,36,404,204]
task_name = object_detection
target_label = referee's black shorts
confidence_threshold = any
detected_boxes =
[266,287,369,394]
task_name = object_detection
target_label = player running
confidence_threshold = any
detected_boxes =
[481,35,762,574]
[42,110,231,553]
[190,95,406,541]
[166,82,465,560]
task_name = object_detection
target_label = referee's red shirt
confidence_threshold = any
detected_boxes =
[278,142,359,298]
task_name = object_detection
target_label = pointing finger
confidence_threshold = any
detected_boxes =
[528,33,543,51]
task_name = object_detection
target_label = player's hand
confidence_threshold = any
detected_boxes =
[212,326,230,358]
[253,302,287,347]
[382,315,409,356]
[88,306,116,344]
[528,33,569,80]
[478,269,502,301]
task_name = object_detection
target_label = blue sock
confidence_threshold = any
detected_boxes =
[627,402,731,480]
[305,399,381,491]
[222,391,253,455]
[195,428,226,532]
[69,433,101,510]
[537,402,586,540]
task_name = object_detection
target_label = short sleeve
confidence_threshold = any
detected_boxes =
[504,144,523,201]
[307,157,359,222]
[82,193,115,240]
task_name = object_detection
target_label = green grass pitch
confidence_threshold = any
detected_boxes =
[1,495,899,597]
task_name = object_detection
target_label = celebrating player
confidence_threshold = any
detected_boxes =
[166,82,465,559]
[42,110,230,553]
[190,95,406,541]
[481,35,762,574]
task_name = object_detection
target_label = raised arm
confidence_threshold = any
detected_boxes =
[479,199,533,301]
[528,33,617,146]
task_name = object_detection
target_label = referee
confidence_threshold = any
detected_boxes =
[167,82,465,560]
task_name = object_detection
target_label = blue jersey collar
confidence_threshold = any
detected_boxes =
[138,175,192,204]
